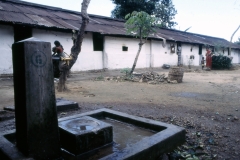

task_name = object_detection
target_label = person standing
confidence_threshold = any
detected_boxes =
[201,57,205,70]
[52,40,65,78]
[52,40,64,57]
[205,48,212,70]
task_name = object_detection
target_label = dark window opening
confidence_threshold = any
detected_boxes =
[177,42,181,54]
[228,47,230,55]
[122,46,128,51]
[170,44,175,53]
[211,48,214,52]
[198,45,202,55]
[14,26,32,42]
[92,33,103,51]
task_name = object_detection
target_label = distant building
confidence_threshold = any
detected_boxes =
[0,0,239,74]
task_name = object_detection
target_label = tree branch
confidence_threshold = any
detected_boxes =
[69,0,91,69]
[230,25,240,42]
[58,0,91,92]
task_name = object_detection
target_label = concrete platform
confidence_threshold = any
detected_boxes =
[59,108,186,160]
[3,98,79,112]
[0,111,14,122]
[0,109,185,160]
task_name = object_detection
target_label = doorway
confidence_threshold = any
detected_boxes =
[14,25,32,42]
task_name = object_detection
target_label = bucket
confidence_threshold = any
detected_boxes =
[168,67,184,83]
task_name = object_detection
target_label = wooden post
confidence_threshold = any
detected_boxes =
[12,37,61,159]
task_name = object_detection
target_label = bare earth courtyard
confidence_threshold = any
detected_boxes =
[0,66,240,160]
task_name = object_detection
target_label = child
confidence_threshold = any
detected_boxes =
[201,57,205,70]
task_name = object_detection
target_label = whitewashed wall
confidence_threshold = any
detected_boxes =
[33,29,103,71]
[145,41,151,68]
[231,49,240,63]
[151,40,178,67]
[181,44,200,66]
[72,32,103,71]
[1,26,239,75]
[0,25,14,74]
[104,38,203,69]
[104,36,150,69]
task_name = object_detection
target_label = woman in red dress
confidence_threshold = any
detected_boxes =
[205,48,212,69]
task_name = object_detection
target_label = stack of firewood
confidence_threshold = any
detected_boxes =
[132,72,168,84]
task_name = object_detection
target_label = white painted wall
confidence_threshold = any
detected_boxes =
[181,44,200,66]
[231,49,240,63]
[1,26,239,75]
[151,40,178,67]
[72,32,103,71]
[145,41,151,68]
[104,36,150,69]
[33,29,103,71]
[152,42,201,67]
[0,25,14,74]
[105,37,193,69]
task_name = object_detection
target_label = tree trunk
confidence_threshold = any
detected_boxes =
[230,25,240,42]
[58,0,91,92]
[129,42,144,75]
[228,24,239,57]
[177,44,182,66]
[129,28,144,75]
[177,51,181,66]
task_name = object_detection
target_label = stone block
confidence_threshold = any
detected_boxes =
[4,98,79,113]
[59,116,113,155]
[56,98,79,111]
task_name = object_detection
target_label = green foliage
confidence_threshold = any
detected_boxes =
[111,0,177,29]
[125,11,157,39]
[120,68,133,79]
[95,70,104,81]
[111,0,158,19]
[153,0,177,28]
[213,43,227,55]
[234,37,240,45]
[212,55,232,69]
[124,11,157,75]
[120,68,131,76]
[95,75,104,81]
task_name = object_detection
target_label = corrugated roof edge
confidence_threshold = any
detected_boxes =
[5,0,233,41]
[1,0,240,49]
[6,0,125,22]
[157,27,228,41]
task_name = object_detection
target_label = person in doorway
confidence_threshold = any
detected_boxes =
[52,40,64,57]
[201,57,205,70]
[205,48,212,70]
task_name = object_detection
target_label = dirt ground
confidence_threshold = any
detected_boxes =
[0,66,240,160]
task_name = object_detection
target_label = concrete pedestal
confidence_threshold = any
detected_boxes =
[12,37,61,159]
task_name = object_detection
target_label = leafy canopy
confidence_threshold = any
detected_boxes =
[125,11,157,40]
[153,0,177,28]
[111,0,177,29]
[111,0,158,19]
[234,37,240,45]
[124,11,158,75]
